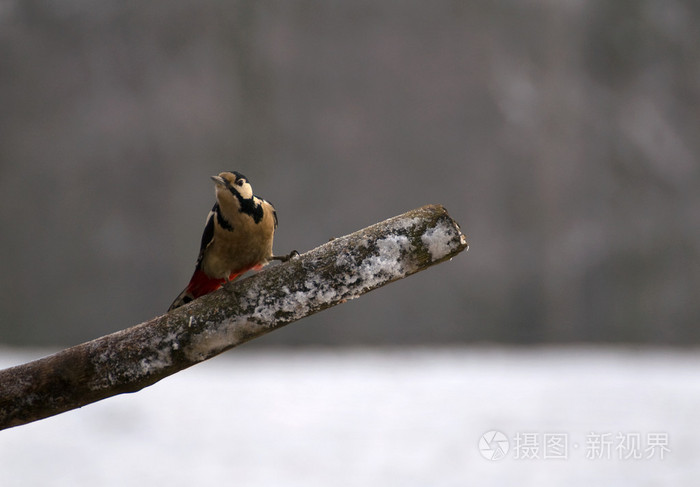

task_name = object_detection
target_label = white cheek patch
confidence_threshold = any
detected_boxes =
[240,183,253,200]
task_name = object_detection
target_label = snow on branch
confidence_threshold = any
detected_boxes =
[0,204,468,431]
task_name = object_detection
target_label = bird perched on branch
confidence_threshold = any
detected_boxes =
[169,171,295,311]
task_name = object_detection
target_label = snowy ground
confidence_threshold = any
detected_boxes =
[1,347,699,486]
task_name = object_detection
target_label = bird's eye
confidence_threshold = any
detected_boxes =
[236,180,244,186]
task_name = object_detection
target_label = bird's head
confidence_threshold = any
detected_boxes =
[211,171,254,201]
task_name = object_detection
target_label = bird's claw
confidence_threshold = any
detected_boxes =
[272,250,299,262]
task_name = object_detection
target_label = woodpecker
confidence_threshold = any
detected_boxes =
[169,171,293,311]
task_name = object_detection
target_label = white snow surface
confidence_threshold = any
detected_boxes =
[1,347,699,486]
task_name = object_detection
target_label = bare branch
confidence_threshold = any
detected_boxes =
[0,204,468,431]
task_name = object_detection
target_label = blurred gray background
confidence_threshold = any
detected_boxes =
[1,0,698,347]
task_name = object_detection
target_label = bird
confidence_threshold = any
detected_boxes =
[168,171,295,311]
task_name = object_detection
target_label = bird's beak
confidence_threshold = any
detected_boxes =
[210,175,226,187]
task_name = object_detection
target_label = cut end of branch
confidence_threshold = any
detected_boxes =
[415,204,469,261]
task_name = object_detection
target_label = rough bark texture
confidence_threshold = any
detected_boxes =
[0,204,468,431]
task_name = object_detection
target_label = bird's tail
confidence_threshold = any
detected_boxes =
[168,269,226,311]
